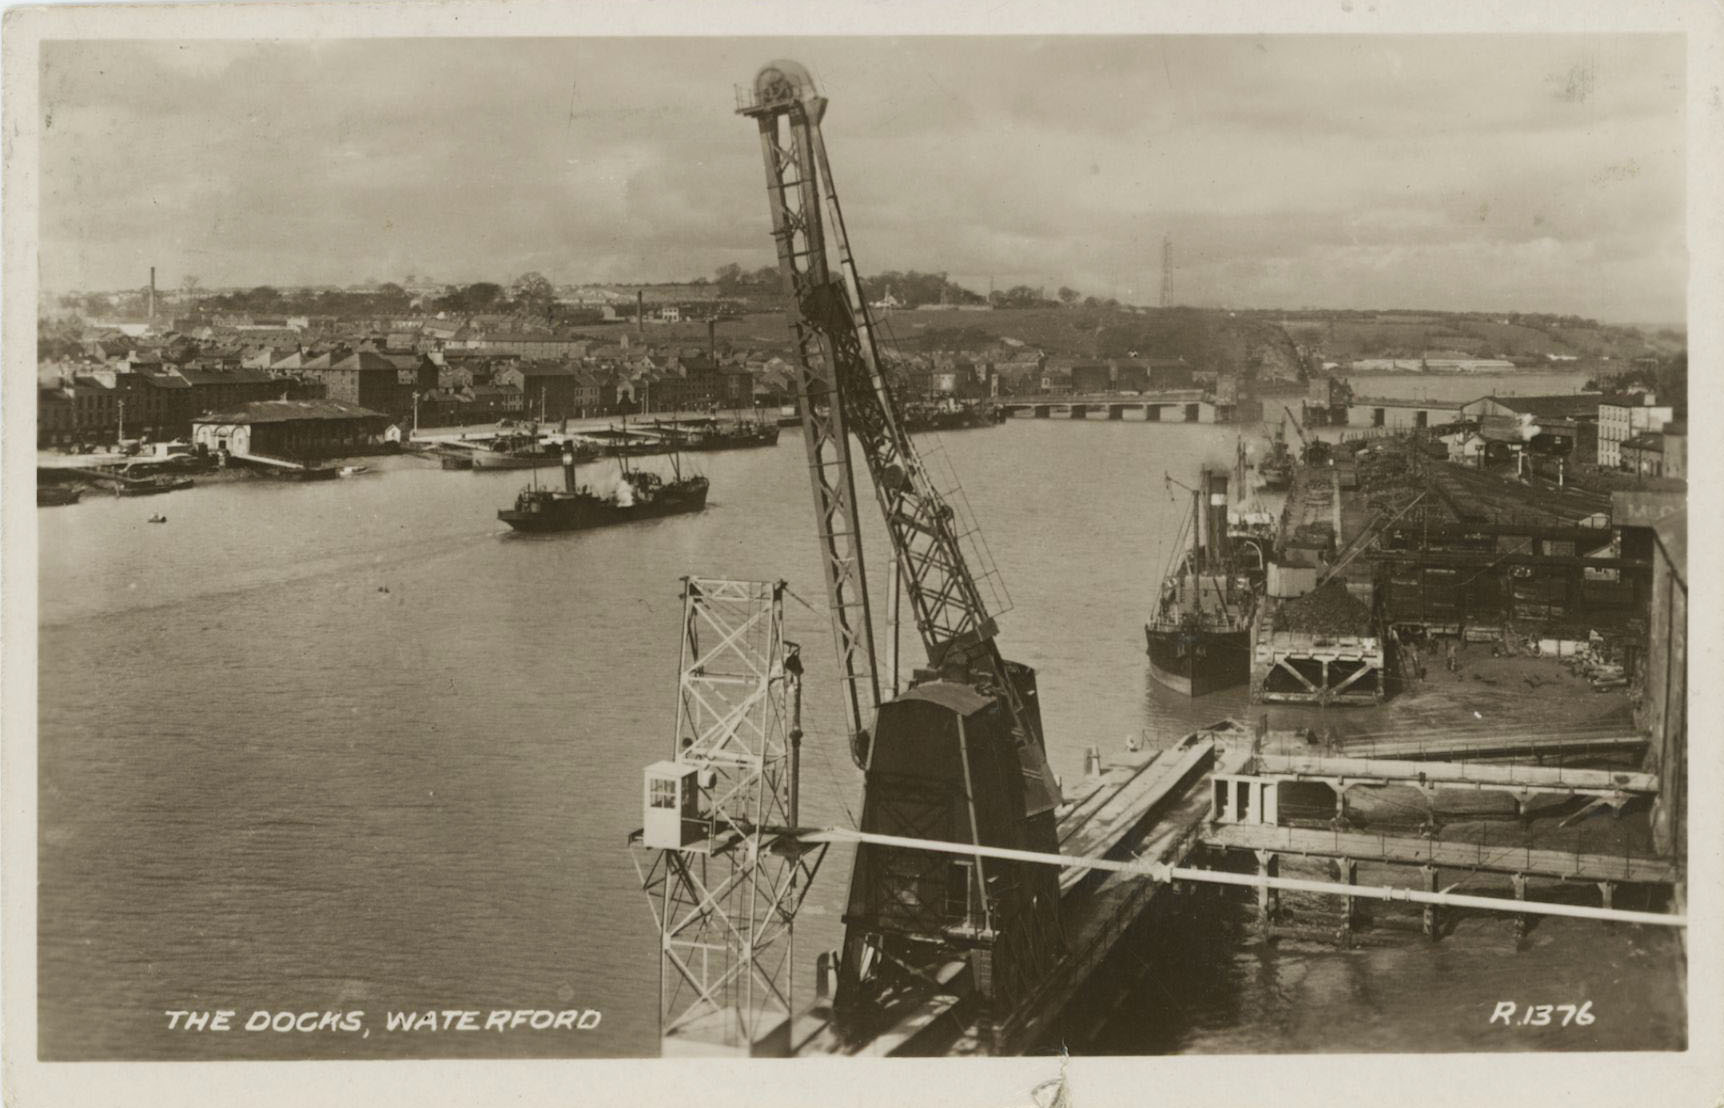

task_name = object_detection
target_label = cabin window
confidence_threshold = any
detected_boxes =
[649,777,677,810]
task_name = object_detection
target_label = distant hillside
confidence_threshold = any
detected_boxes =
[1268,310,1677,364]
[558,302,1672,381]
[877,306,1302,380]
[578,304,1304,381]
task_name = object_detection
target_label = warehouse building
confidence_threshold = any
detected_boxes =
[191,399,391,462]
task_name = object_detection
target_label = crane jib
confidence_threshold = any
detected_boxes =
[740,58,1071,1031]
[745,68,1063,815]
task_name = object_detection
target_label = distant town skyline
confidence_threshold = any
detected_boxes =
[40,35,1686,324]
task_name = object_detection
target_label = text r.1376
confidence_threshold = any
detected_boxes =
[1491,1001,1594,1026]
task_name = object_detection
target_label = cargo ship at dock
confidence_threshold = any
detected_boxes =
[901,399,1004,433]
[497,445,708,533]
[646,415,781,451]
[1145,467,1258,697]
[469,428,592,470]
[1256,424,1295,492]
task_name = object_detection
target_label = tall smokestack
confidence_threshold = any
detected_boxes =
[149,266,157,321]
[707,318,716,362]
[1206,470,1230,570]
[636,290,644,337]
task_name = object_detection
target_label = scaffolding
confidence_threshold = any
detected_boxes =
[628,577,828,1056]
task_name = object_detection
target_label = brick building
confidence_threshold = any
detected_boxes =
[299,350,405,414]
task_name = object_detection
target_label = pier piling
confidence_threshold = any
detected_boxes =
[1255,850,1279,929]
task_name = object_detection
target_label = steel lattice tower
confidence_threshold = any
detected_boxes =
[629,577,827,1056]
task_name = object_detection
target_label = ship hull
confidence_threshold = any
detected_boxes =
[116,477,195,496]
[1144,625,1251,697]
[498,485,709,532]
[471,452,557,470]
[686,426,780,451]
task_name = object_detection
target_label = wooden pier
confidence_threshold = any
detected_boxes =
[787,715,1683,1056]
[1201,822,1677,885]
[791,725,1252,1056]
[996,391,1229,423]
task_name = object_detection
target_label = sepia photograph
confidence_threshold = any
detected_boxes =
[3,3,1718,1106]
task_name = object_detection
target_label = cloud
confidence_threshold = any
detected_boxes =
[38,35,1684,322]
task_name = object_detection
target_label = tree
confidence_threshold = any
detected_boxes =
[715,262,744,286]
[511,271,554,310]
[1058,286,1079,305]
[512,272,556,322]
[434,282,505,314]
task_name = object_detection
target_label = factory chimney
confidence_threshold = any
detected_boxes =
[636,290,644,337]
[149,266,157,322]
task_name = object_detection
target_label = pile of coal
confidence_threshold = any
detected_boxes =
[1272,579,1374,636]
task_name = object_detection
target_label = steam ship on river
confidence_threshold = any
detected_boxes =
[498,443,709,533]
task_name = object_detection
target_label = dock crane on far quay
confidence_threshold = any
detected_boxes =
[738,59,1068,1046]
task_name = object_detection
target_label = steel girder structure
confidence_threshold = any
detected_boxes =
[738,62,1065,1033]
[737,62,1060,815]
[630,577,826,1054]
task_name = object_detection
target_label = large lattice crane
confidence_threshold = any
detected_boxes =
[739,60,1065,1036]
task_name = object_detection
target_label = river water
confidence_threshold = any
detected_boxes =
[37,371,1683,1058]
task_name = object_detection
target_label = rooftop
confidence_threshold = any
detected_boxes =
[194,399,389,425]
[1480,393,1613,420]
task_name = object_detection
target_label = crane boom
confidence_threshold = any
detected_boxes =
[739,61,1059,814]
[739,69,881,766]
[739,61,1066,1031]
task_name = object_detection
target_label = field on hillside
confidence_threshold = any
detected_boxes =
[560,306,1234,361]
[1279,314,1671,363]
[563,313,795,350]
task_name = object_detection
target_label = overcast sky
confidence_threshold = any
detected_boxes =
[39,35,1685,322]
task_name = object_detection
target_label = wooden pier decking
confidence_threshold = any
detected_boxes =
[1200,822,1678,885]
[791,725,1253,1056]
[788,717,1679,1057]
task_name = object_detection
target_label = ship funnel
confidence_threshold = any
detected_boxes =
[1207,470,1230,570]
[561,447,577,492]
